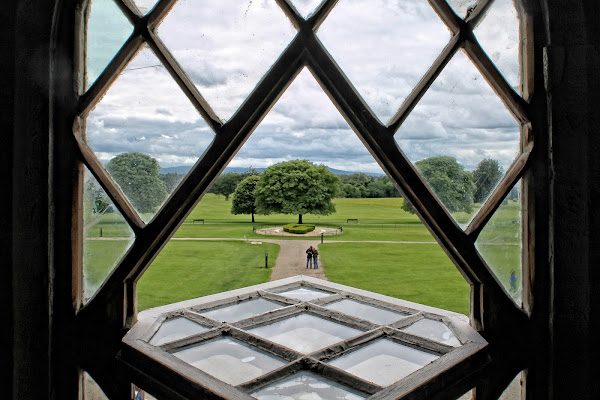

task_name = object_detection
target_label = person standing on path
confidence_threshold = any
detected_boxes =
[312,246,319,269]
[306,246,313,268]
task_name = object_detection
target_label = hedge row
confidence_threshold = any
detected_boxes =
[283,224,316,234]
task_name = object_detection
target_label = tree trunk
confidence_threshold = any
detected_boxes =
[298,214,303,224]
[251,213,255,223]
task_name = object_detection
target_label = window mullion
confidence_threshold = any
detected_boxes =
[388,33,462,133]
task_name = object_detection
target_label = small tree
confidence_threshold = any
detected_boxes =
[255,160,339,224]
[106,152,168,213]
[402,156,475,214]
[472,158,503,203]
[231,175,261,222]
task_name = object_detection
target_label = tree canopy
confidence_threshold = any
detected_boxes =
[106,152,168,214]
[254,160,339,224]
[403,156,475,214]
[337,173,401,198]
[231,175,261,222]
[472,158,503,203]
[209,167,260,200]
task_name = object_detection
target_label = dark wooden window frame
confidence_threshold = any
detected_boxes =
[70,0,539,398]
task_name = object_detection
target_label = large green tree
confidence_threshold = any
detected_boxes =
[231,175,261,222]
[255,160,339,224]
[106,152,168,214]
[208,172,242,200]
[403,156,475,214]
[472,158,503,203]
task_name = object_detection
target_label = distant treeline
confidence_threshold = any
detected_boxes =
[337,173,401,198]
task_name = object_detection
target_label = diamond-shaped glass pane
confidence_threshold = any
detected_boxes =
[86,0,133,90]
[290,0,324,19]
[447,0,479,19]
[400,319,461,346]
[474,0,521,91]
[325,299,408,325]
[248,313,362,354]
[317,0,451,124]
[85,46,214,223]
[328,338,439,386]
[252,371,366,400]
[199,298,283,322]
[395,50,520,227]
[132,0,158,14]
[149,317,209,346]
[84,371,109,399]
[156,0,296,122]
[172,337,286,385]
[277,287,333,301]
[476,180,522,306]
[83,168,134,303]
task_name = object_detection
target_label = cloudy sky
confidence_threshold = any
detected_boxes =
[86,0,521,174]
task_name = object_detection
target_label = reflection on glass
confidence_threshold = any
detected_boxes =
[252,371,366,400]
[474,0,521,91]
[83,168,134,303]
[277,286,334,301]
[400,319,461,346]
[85,46,214,223]
[156,0,296,122]
[446,0,478,19]
[325,299,408,325]
[476,180,522,306]
[289,0,324,19]
[317,0,450,124]
[395,50,520,227]
[199,298,283,322]
[248,313,362,354]
[172,337,286,385]
[328,338,439,386]
[499,371,523,399]
[86,0,133,90]
[84,371,109,399]
[149,317,209,346]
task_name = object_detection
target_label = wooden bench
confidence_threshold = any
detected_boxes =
[192,219,204,224]
[346,218,358,224]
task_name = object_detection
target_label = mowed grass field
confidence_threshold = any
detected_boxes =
[83,194,521,314]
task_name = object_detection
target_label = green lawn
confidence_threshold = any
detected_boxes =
[83,239,133,300]
[319,242,470,315]
[136,241,279,311]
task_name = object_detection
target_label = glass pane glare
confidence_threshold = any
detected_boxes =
[83,168,134,303]
[252,371,366,400]
[328,338,439,386]
[395,50,520,227]
[248,313,363,354]
[476,181,522,306]
[85,46,215,223]
[156,0,296,122]
[474,0,521,91]
[400,319,461,346]
[317,0,451,124]
[325,299,408,325]
[172,337,286,385]
[199,298,283,322]
[277,286,333,301]
[86,0,133,90]
[149,317,209,346]
[290,0,324,19]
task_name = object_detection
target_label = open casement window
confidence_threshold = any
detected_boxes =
[73,0,534,398]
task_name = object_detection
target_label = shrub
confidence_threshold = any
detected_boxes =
[283,223,316,234]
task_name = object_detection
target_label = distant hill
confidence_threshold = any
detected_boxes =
[161,165,384,176]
